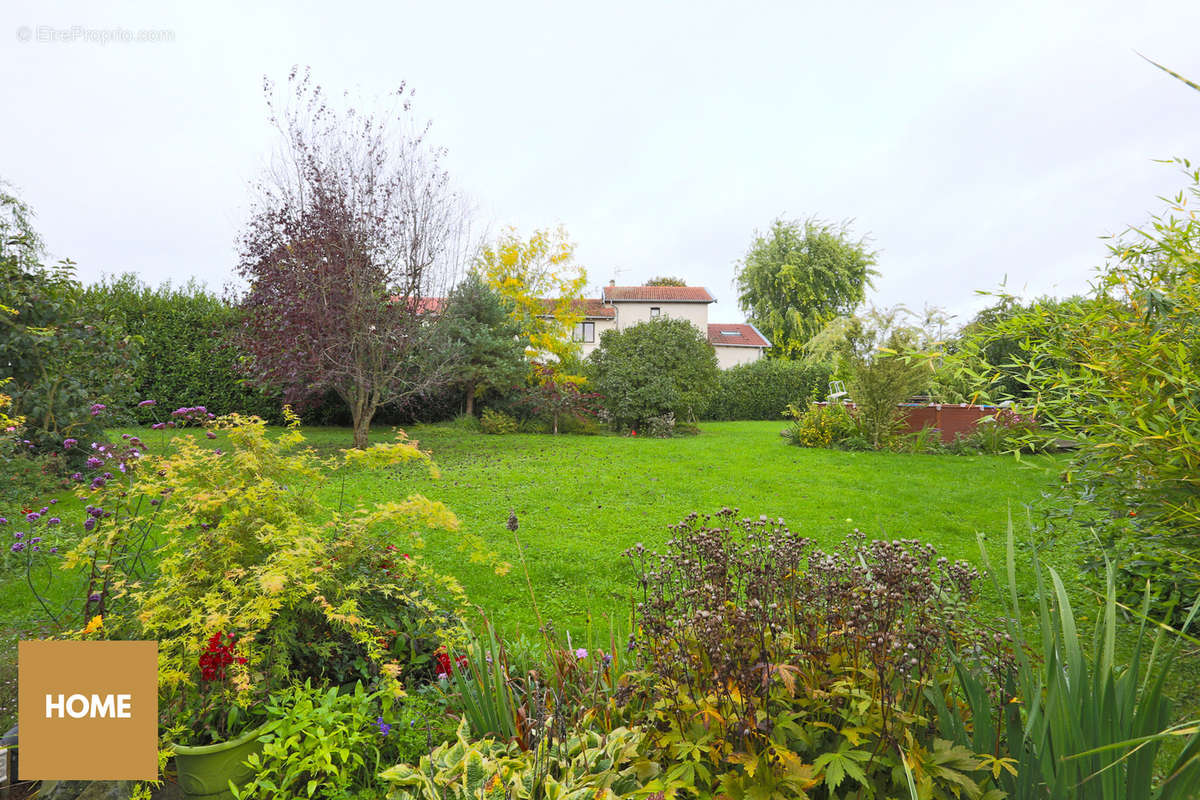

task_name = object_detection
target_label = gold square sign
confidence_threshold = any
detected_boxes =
[19,640,158,780]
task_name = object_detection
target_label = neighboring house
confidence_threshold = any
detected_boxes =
[564,283,770,368]
[415,282,771,368]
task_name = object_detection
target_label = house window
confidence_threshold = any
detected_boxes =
[572,321,595,343]
[650,307,661,318]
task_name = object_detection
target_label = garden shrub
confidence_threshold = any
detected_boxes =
[947,407,1039,455]
[517,363,603,434]
[844,316,932,450]
[0,258,137,457]
[379,719,654,800]
[480,408,519,435]
[781,401,856,448]
[623,510,1002,799]
[640,412,675,438]
[588,317,718,431]
[448,412,481,432]
[703,359,831,420]
[232,681,386,799]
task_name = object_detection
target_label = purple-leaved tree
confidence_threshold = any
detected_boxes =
[237,67,469,447]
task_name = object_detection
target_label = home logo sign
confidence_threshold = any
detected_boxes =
[18,640,158,780]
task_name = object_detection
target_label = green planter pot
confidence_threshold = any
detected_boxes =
[173,719,280,800]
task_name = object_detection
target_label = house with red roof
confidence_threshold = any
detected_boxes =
[567,282,770,368]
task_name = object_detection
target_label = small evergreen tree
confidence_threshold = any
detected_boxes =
[441,274,526,415]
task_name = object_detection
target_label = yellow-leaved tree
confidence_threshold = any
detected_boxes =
[474,226,588,367]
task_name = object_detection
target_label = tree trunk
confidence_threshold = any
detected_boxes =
[553,411,559,435]
[465,383,475,416]
[351,394,375,449]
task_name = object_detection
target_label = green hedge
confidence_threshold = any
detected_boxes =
[703,359,832,420]
[81,276,284,423]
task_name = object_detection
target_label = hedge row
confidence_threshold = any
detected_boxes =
[81,277,468,427]
[702,359,832,421]
[81,276,284,423]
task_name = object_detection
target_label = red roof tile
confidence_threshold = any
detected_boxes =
[602,285,715,303]
[540,297,616,319]
[707,323,771,348]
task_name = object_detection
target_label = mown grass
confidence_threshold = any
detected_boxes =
[333,421,1063,635]
[0,419,1080,731]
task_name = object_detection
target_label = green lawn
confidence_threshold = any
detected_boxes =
[317,421,1061,634]
[0,420,1065,730]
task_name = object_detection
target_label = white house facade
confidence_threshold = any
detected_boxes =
[565,283,771,366]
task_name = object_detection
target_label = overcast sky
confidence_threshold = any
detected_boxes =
[3,1,1199,326]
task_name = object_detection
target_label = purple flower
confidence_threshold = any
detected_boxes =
[214,449,224,455]
[31,546,39,552]
[84,518,97,533]
[63,438,78,448]
[49,547,58,554]
[13,532,23,540]
[90,403,107,416]
[602,653,613,667]
[30,536,41,544]
[206,431,216,439]
[0,517,6,525]
[25,512,40,522]
[121,433,130,440]
[47,517,60,525]
[49,498,57,505]
[10,542,24,553]
[71,472,83,481]
[138,399,156,407]
[574,648,588,660]
[88,593,101,603]
[151,423,166,430]
[376,717,391,736]
[86,456,104,469]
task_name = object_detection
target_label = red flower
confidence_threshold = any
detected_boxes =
[434,649,452,678]
[199,631,242,682]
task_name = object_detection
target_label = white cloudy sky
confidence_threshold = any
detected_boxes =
[3,1,1199,326]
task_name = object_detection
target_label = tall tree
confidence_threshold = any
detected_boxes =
[474,226,587,365]
[441,273,526,415]
[237,68,469,448]
[736,217,877,359]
